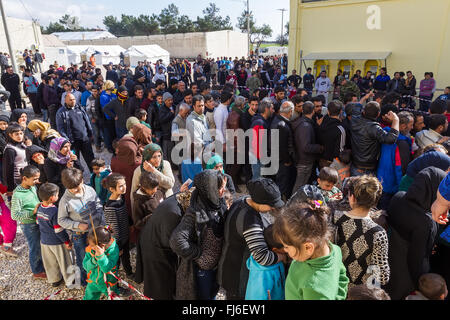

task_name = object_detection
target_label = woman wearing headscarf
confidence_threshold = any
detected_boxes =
[27,119,61,151]
[10,109,33,143]
[134,189,193,300]
[26,144,48,186]
[170,170,228,300]
[123,117,141,138]
[43,137,80,195]
[387,167,446,300]
[131,143,175,206]
[206,154,236,194]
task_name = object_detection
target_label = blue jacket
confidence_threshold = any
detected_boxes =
[406,150,450,178]
[245,256,285,300]
[377,128,412,194]
[90,169,111,205]
[99,91,117,120]
[56,104,93,143]
[37,205,70,246]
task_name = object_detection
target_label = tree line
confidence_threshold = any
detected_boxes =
[41,3,290,49]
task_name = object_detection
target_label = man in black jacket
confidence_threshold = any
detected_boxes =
[159,92,175,162]
[56,93,94,172]
[1,66,21,110]
[350,101,399,176]
[318,100,346,167]
[292,101,324,192]
[43,76,60,129]
[128,85,144,118]
[270,101,296,199]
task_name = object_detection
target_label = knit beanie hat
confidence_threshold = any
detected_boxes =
[117,86,128,103]
[0,114,10,124]
[163,92,173,102]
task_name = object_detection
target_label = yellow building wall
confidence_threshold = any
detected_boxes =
[289,0,450,88]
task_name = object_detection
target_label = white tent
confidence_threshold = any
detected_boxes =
[80,45,126,65]
[124,45,170,68]
[42,35,69,69]
[52,31,116,41]
[66,45,90,65]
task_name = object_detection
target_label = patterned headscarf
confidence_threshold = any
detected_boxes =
[142,143,164,172]
[48,137,71,165]
[28,120,61,141]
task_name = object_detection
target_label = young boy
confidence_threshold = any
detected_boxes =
[317,167,343,202]
[3,123,28,193]
[37,183,73,287]
[245,225,286,300]
[57,168,105,286]
[89,159,111,205]
[132,171,164,234]
[330,150,351,190]
[406,273,448,300]
[135,109,151,130]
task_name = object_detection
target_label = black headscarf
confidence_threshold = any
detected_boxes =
[192,169,223,212]
[405,167,446,211]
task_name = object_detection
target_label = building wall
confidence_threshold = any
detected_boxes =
[289,0,450,88]
[63,30,248,60]
[0,16,44,67]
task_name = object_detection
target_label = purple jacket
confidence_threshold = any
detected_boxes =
[420,79,435,97]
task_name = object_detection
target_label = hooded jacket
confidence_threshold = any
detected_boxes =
[26,144,48,185]
[103,98,131,130]
[57,184,105,233]
[292,116,323,165]
[377,128,412,194]
[350,115,398,170]
[318,115,346,162]
[245,256,286,300]
[386,167,445,300]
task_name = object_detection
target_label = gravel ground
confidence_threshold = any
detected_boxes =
[0,143,246,300]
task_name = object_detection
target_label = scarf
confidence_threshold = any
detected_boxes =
[133,124,152,147]
[142,143,164,172]
[27,120,61,141]
[206,154,225,173]
[117,91,128,104]
[192,110,205,121]
[126,117,140,131]
[48,137,71,165]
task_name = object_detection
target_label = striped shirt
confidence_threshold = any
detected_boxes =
[37,205,70,245]
[10,185,40,225]
[104,197,129,248]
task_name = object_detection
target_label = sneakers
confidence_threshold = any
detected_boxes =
[0,246,18,258]
[33,272,47,280]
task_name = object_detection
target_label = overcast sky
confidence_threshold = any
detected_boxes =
[4,0,290,40]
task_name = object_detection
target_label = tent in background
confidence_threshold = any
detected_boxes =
[124,45,170,68]
[66,45,90,65]
[80,45,126,65]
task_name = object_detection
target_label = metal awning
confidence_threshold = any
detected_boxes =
[302,52,392,61]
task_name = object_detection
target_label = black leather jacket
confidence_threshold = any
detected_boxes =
[350,115,399,169]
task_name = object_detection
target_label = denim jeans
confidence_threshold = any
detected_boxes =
[20,223,45,274]
[42,109,48,123]
[196,269,219,300]
[115,126,128,140]
[292,163,314,194]
[92,121,102,148]
[350,165,377,177]
[72,232,88,286]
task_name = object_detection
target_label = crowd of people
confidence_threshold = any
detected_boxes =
[0,51,449,301]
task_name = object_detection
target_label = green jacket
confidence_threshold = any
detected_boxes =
[83,239,120,290]
[340,81,360,102]
[10,185,40,225]
[285,242,349,300]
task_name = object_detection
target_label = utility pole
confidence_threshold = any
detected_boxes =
[277,8,287,46]
[0,0,18,73]
[247,0,251,56]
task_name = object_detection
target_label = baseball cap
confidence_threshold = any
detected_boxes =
[247,178,285,209]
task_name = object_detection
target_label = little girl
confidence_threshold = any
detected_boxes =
[0,182,17,257]
[83,226,120,300]
[273,202,349,300]
[102,173,132,277]
[10,165,46,279]
[331,175,390,287]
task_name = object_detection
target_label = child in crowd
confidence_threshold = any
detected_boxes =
[3,123,28,193]
[317,167,343,202]
[90,159,111,205]
[102,173,133,277]
[57,168,105,286]
[10,165,46,279]
[347,284,391,300]
[36,183,72,287]
[83,226,120,300]
[135,109,151,130]
[273,202,349,300]
[245,225,286,300]
[330,150,351,189]
[0,114,9,177]
[331,175,390,287]
[406,273,448,300]
[132,171,164,235]
[0,181,17,257]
